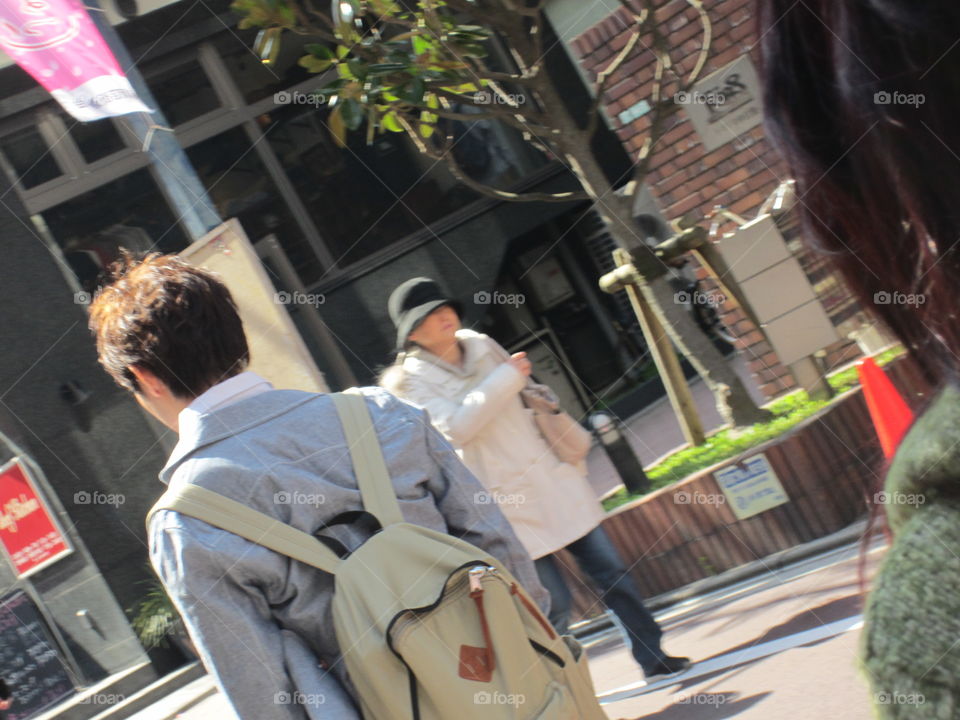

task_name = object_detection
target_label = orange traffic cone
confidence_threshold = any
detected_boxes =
[857,357,915,459]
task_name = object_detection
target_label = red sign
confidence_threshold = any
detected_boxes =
[0,459,71,578]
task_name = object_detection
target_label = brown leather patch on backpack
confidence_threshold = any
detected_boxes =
[458,644,494,682]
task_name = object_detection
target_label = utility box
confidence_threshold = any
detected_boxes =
[718,215,838,366]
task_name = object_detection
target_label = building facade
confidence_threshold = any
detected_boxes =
[0,0,871,709]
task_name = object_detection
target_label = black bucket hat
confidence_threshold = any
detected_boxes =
[388,277,463,350]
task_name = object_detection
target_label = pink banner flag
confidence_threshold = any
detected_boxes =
[0,0,151,120]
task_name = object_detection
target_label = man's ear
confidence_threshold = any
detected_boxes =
[128,365,168,398]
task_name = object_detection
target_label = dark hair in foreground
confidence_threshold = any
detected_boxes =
[89,252,249,398]
[757,0,960,387]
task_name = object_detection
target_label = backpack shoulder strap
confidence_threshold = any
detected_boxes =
[332,391,404,527]
[148,484,341,574]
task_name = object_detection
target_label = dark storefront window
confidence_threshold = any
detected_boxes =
[146,58,220,126]
[220,33,321,105]
[0,126,60,188]
[186,125,323,284]
[67,117,126,163]
[259,104,548,267]
[41,168,188,291]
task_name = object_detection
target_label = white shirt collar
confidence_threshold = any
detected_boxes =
[176,371,274,440]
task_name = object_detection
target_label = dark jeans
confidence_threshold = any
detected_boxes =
[534,525,665,672]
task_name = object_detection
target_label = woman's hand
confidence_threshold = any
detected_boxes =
[507,352,532,377]
[0,699,11,710]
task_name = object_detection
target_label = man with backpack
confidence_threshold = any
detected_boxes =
[88,253,605,719]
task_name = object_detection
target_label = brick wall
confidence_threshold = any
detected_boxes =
[569,0,868,398]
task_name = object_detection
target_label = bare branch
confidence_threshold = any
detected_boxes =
[586,4,651,138]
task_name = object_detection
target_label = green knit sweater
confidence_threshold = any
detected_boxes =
[862,383,960,719]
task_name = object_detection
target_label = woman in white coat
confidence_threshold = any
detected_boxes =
[381,277,690,680]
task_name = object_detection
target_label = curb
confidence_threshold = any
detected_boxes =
[572,518,875,643]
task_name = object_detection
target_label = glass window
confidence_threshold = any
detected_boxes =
[0,126,61,188]
[146,58,220,126]
[258,104,548,267]
[219,32,320,105]
[40,168,188,292]
[67,117,126,163]
[186,126,323,284]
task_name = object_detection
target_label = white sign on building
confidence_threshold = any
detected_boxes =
[680,54,764,151]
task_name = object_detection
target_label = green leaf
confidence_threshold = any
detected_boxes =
[328,106,348,148]
[401,76,426,104]
[336,45,351,59]
[340,98,364,131]
[381,111,404,132]
[419,121,434,138]
[299,55,335,73]
[304,43,335,59]
[411,34,431,56]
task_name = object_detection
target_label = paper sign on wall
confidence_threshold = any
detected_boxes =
[715,453,789,520]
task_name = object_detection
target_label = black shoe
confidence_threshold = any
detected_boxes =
[643,656,692,679]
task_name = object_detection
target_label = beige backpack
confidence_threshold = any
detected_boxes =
[150,392,608,719]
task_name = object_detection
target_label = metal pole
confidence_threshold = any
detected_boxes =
[601,249,706,446]
[85,0,221,241]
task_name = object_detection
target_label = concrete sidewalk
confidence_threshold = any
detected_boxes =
[121,534,882,720]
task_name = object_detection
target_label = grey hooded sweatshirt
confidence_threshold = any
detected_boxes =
[149,384,548,720]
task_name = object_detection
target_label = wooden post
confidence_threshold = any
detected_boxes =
[602,250,706,446]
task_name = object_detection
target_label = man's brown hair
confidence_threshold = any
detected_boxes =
[89,252,249,398]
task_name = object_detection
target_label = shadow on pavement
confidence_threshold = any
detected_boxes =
[616,691,771,719]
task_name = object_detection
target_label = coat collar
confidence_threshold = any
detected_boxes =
[405,329,492,380]
[885,382,960,532]
[159,389,320,485]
